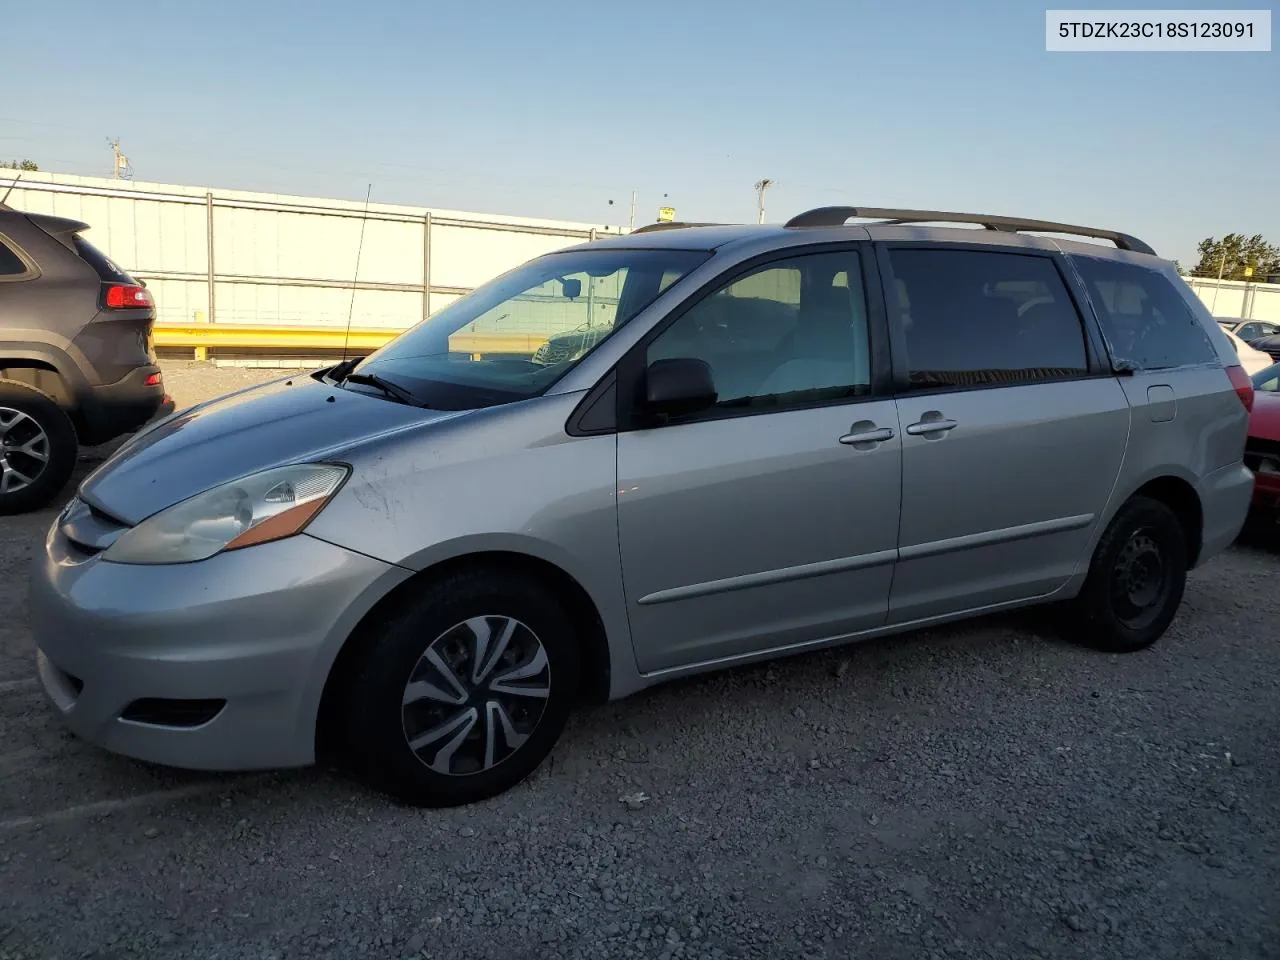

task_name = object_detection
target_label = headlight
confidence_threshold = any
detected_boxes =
[102,463,349,565]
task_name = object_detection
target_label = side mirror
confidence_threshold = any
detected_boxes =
[559,277,582,299]
[644,357,717,418]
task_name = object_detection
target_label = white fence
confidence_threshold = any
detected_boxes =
[2,172,625,330]
[8,171,1277,335]
[1184,276,1280,323]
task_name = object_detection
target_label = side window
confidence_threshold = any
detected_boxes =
[888,248,1088,390]
[1238,322,1263,341]
[646,250,871,413]
[1071,256,1217,370]
[0,238,29,278]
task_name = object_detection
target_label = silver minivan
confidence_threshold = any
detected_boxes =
[30,207,1256,807]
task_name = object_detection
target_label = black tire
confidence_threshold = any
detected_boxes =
[1068,496,1188,653]
[0,379,78,516]
[342,568,580,807]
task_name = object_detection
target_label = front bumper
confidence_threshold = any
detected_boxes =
[1250,470,1280,516]
[1243,437,1280,518]
[29,523,408,771]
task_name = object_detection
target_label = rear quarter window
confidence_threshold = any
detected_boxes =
[1071,256,1217,371]
[73,235,135,284]
[0,236,32,278]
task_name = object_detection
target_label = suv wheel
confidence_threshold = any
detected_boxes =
[0,379,78,516]
[1069,496,1188,652]
[343,569,579,807]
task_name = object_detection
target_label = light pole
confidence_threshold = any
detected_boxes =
[607,190,639,231]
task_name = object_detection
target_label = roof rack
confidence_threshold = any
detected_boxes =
[629,221,726,235]
[783,206,1156,256]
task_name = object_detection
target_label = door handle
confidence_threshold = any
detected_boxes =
[905,417,958,437]
[839,425,895,446]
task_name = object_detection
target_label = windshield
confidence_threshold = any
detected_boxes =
[347,246,710,409]
[1252,362,1280,392]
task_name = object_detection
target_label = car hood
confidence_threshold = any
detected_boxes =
[1249,392,1280,443]
[79,373,461,524]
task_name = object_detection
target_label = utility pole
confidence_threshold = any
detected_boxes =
[107,138,132,180]
[1210,246,1227,314]
[629,190,637,231]
[754,179,775,224]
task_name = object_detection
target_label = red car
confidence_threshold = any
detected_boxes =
[1246,362,1280,519]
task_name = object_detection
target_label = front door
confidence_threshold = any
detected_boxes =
[880,245,1130,623]
[616,248,902,674]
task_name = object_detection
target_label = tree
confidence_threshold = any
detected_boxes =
[0,159,38,171]
[1192,234,1280,281]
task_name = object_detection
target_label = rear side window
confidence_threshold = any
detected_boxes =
[73,235,134,283]
[888,248,1088,390]
[1071,257,1216,371]
[0,237,28,277]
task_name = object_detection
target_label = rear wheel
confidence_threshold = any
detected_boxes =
[0,379,78,516]
[342,569,579,807]
[1069,496,1188,652]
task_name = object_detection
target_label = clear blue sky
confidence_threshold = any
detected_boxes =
[4,0,1276,264]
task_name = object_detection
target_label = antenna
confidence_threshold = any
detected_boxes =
[0,172,21,206]
[341,183,374,364]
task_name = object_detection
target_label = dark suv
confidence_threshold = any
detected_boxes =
[0,202,171,514]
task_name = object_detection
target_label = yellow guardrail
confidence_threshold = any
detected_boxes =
[152,323,549,360]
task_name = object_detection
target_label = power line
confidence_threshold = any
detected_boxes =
[1,119,663,225]
[0,118,635,198]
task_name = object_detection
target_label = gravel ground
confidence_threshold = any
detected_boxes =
[1,361,1278,960]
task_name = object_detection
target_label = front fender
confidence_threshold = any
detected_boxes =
[304,392,641,698]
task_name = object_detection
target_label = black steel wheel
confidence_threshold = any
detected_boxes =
[1069,495,1188,652]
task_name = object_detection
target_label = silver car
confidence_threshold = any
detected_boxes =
[30,206,1256,807]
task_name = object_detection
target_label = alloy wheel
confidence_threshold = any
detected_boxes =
[0,406,51,495]
[400,616,552,776]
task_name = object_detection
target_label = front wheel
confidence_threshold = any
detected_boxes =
[1069,496,1188,653]
[342,569,580,807]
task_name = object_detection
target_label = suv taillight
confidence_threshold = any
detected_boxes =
[103,284,153,310]
[1226,364,1254,411]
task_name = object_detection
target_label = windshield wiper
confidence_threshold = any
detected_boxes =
[342,373,427,407]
